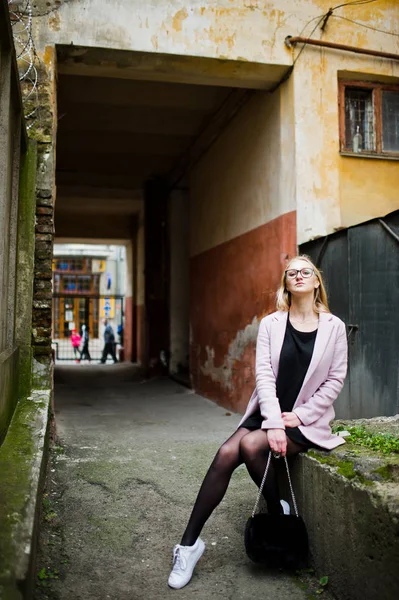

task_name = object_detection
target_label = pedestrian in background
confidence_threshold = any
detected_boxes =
[79,324,91,362]
[168,255,348,590]
[70,328,81,363]
[100,319,118,364]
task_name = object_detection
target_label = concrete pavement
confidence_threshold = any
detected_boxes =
[34,364,322,600]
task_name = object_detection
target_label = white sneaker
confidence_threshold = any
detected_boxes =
[280,499,291,515]
[168,538,205,589]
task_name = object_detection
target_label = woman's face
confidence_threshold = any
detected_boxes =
[285,259,320,297]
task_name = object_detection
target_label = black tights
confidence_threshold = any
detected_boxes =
[180,428,303,546]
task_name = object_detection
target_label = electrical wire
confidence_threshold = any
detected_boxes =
[332,14,399,37]
[289,0,393,68]
[330,0,378,9]
[292,14,328,66]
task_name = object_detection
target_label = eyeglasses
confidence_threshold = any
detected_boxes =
[285,268,315,279]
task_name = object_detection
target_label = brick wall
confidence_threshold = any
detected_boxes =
[28,54,57,371]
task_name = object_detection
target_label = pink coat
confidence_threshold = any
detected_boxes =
[237,310,348,450]
[71,333,81,348]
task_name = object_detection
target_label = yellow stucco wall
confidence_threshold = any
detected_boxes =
[339,157,399,227]
[189,81,296,256]
[293,1,399,243]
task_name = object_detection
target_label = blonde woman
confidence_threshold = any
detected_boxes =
[168,255,348,590]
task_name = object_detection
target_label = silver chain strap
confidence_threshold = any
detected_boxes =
[251,454,299,518]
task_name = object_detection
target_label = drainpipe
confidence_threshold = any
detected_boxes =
[285,36,399,62]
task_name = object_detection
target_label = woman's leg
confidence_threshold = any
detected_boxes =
[180,427,250,546]
[240,431,305,514]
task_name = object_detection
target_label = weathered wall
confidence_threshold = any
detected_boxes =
[15,142,37,400]
[292,8,399,244]
[32,0,303,67]
[189,85,296,411]
[289,444,399,600]
[0,7,50,597]
[339,158,399,227]
[31,47,57,385]
[0,6,26,441]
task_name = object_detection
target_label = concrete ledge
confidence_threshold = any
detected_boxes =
[289,442,399,600]
[0,390,51,600]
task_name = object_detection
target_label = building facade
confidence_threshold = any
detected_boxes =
[24,0,399,414]
[52,244,126,341]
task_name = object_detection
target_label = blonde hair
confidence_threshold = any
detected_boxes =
[276,255,330,313]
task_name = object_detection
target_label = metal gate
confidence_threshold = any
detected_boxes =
[52,295,124,361]
[300,210,399,419]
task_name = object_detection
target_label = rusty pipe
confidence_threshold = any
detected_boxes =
[285,36,399,62]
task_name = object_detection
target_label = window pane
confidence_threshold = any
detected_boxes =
[56,259,69,271]
[77,276,91,292]
[62,276,76,292]
[70,259,84,272]
[382,91,399,152]
[345,87,375,152]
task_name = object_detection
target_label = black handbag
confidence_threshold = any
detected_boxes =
[244,453,308,569]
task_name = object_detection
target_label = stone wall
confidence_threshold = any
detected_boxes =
[0,6,54,595]
[288,442,399,600]
[29,51,57,379]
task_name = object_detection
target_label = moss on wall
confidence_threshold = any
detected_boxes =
[16,140,37,400]
[0,349,20,445]
[0,391,50,598]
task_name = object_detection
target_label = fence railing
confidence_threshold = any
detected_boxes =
[52,338,124,363]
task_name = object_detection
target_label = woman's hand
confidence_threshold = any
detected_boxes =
[267,429,287,457]
[282,412,302,428]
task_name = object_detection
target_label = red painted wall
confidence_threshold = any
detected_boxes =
[135,304,145,365]
[124,296,133,361]
[190,211,296,413]
[123,297,145,364]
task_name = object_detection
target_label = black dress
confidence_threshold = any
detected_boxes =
[240,316,320,450]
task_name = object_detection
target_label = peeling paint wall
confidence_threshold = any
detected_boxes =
[190,212,296,412]
[189,85,296,411]
[200,317,260,393]
[32,0,318,66]
[291,6,399,243]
